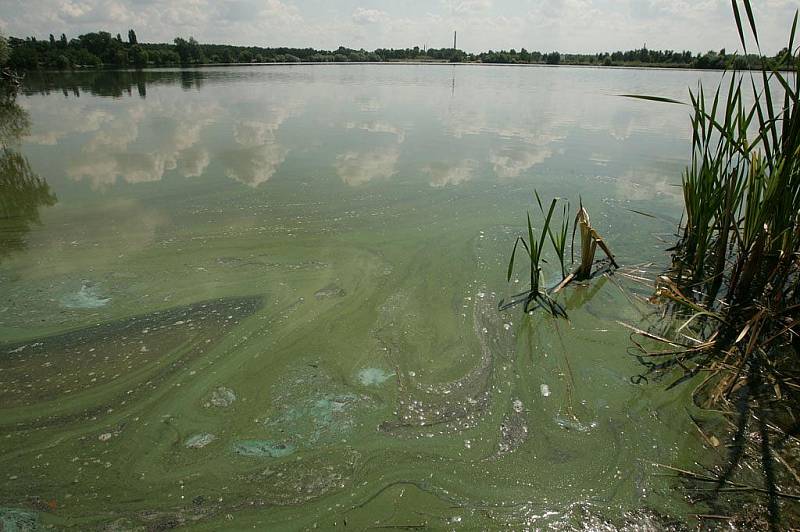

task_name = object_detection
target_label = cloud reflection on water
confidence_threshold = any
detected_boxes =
[19,66,698,195]
[335,147,400,186]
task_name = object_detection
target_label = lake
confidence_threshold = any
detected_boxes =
[1,65,728,529]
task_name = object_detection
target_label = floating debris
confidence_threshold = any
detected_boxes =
[232,440,295,458]
[377,290,512,437]
[540,384,551,397]
[314,284,346,300]
[240,449,360,505]
[0,296,264,424]
[554,415,598,433]
[512,399,525,413]
[209,386,237,408]
[185,433,216,449]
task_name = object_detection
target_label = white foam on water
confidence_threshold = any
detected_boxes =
[61,282,111,309]
[357,367,394,386]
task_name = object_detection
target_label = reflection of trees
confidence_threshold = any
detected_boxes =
[0,95,29,146]
[21,70,211,99]
[0,95,57,259]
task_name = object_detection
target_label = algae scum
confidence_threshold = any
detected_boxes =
[0,66,720,529]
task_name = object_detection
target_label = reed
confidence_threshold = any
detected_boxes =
[501,192,617,316]
[626,3,800,527]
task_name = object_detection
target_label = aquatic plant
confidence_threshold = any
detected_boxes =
[501,192,618,316]
[624,3,800,528]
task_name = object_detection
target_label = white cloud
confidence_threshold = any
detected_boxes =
[443,0,493,15]
[352,7,387,25]
[0,0,795,54]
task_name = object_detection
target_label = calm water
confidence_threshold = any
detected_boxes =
[1,65,729,530]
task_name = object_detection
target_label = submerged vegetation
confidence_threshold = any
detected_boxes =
[624,3,800,528]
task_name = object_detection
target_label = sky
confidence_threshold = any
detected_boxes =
[0,0,796,54]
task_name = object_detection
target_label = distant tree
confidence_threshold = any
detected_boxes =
[49,34,56,47]
[60,34,67,47]
[238,50,252,63]
[774,47,791,68]
[731,55,749,70]
[73,48,102,67]
[128,29,137,45]
[188,37,205,63]
[174,37,205,64]
[130,45,148,67]
[116,33,123,42]
[158,50,181,65]
[79,32,113,58]
[113,48,128,66]
[174,37,190,63]
[55,54,71,69]
[0,33,8,66]
[545,51,561,65]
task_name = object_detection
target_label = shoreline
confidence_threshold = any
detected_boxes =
[23,61,794,75]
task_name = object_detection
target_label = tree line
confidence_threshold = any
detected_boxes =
[2,29,794,71]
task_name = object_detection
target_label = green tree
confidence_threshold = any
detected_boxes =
[78,32,113,58]
[174,37,190,63]
[174,36,205,64]
[113,48,129,66]
[0,33,8,66]
[128,29,137,45]
[55,54,71,69]
[60,34,67,47]
[130,45,148,67]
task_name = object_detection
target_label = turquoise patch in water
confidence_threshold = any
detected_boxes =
[232,440,295,458]
[61,283,110,309]
[358,368,394,386]
[0,507,39,532]
[265,393,363,445]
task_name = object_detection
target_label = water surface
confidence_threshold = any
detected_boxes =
[0,65,727,529]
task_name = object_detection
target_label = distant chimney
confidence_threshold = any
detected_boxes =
[454,31,457,50]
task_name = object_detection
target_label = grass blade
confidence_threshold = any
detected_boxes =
[619,94,685,105]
